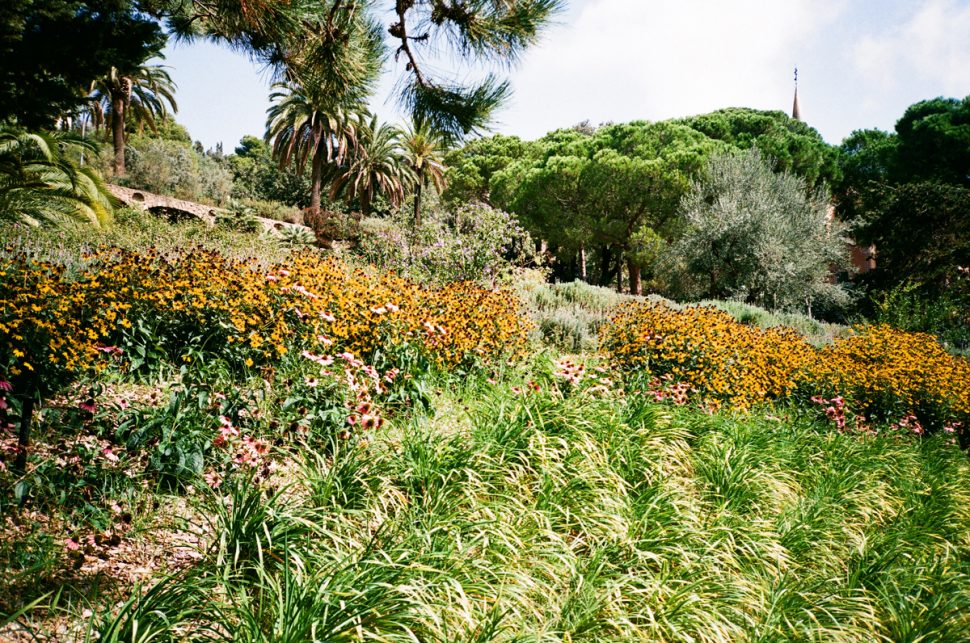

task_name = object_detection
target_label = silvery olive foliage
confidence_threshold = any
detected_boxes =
[671,148,850,312]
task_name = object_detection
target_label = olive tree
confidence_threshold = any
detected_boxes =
[672,148,850,313]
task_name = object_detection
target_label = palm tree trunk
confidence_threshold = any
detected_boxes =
[579,243,587,282]
[310,142,324,216]
[413,173,424,227]
[111,96,126,176]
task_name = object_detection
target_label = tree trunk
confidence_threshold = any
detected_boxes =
[310,142,324,217]
[14,396,35,475]
[413,170,424,227]
[111,96,126,176]
[579,243,587,282]
[627,258,642,295]
[598,245,614,287]
[615,253,624,293]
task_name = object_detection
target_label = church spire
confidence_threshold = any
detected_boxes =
[792,66,802,120]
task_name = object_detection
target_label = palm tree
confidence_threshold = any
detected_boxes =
[88,59,178,177]
[330,115,414,216]
[401,118,448,226]
[0,128,114,227]
[266,82,361,219]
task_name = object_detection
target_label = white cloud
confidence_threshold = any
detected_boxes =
[497,0,847,138]
[852,0,970,96]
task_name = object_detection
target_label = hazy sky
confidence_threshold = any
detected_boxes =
[162,0,970,151]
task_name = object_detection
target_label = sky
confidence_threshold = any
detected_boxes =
[162,0,970,151]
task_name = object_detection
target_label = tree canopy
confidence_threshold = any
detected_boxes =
[0,0,164,127]
[672,148,848,311]
[835,95,970,299]
[676,107,840,188]
[491,121,724,292]
[157,0,563,141]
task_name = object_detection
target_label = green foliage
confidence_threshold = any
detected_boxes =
[676,107,840,188]
[872,282,970,355]
[443,133,536,204]
[0,0,165,128]
[226,137,311,206]
[274,225,316,248]
[401,117,448,225]
[3,206,292,268]
[0,128,114,227]
[390,0,565,141]
[87,58,178,176]
[671,148,850,312]
[860,181,970,298]
[700,298,846,346]
[5,350,970,639]
[160,1,560,142]
[493,120,723,290]
[894,96,970,187]
[330,114,414,215]
[121,136,233,205]
[357,200,534,285]
[835,95,970,310]
[232,199,303,225]
[266,77,374,215]
[521,280,638,351]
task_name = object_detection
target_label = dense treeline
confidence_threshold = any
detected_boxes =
[442,100,968,336]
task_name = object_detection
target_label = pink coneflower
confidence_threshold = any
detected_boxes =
[292,284,318,299]
[319,311,336,322]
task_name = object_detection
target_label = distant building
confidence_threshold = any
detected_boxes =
[791,68,875,275]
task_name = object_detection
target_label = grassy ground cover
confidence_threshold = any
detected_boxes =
[4,362,969,640]
[2,218,969,640]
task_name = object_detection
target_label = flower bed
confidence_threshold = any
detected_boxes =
[602,301,970,436]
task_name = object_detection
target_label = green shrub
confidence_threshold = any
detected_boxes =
[357,200,536,285]
[871,282,970,355]
[700,298,848,346]
[122,137,233,206]
[235,198,304,225]
[520,280,644,351]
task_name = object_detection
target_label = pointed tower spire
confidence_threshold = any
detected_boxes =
[792,66,802,120]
